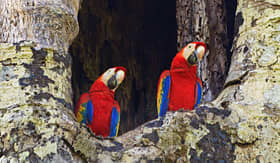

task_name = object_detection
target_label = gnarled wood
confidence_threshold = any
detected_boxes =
[0,0,81,162]
[1,0,280,162]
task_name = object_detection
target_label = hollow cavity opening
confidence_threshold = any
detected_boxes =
[70,0,177,134]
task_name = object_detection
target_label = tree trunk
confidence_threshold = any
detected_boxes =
[0,0,83,162]
[1,0,280,162]
[176,0,230,102]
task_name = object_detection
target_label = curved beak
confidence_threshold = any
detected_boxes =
[115,70,125,84]
[188,45,206,65]
[107,69,126,91]
[196,45,206,61]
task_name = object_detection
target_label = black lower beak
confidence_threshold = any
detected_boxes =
[187,51,198,65]
[108,75,118,90]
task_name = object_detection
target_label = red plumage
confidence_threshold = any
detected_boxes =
[74,93,90,116]
[168,50,197,111]
[88,78,116,137]
[75,66,126,137]
[168,42,205,111]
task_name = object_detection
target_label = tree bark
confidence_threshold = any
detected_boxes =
[176,0,230,102]
[0,0,82,162]
[72,0,280,161]
[1,0,280,162]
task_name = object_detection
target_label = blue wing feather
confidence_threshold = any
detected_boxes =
[75,93,94,125]
[157,70,171,118]
[79,100,94,125]
[87,100,94,124]
[109,107,120,137]
[194,80,202,108]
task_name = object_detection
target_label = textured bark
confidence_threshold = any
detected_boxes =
[1,0,280,162]
[0,0,81,162]
[0,0,80,52]
[177,0,231,102]
[70,0,280,162]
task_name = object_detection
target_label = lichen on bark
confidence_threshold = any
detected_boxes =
[0,42,79,162]
[1,0,280,162]
[0,0,82,162]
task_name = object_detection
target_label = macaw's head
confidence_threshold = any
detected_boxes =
[182,42,207,66]
[101,66,126,91]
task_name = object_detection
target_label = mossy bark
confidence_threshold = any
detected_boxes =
[1,0,280,162]
[0,0,82,162]
[76,0,280,161]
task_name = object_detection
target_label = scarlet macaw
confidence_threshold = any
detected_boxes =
[157,42,206,118]
[75,66,126,137]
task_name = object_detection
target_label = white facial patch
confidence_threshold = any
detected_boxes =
[183,43,196,60]
[101,68,116,84]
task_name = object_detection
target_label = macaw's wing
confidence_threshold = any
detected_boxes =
[194,78,203,108]
[75,93,94,125]
[157,70,171,118]
[109,102,120,137]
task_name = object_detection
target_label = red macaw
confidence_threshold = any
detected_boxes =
[75,66,126,137]
[157,42,206,118]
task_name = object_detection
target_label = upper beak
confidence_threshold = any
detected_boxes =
[115,70,125,84]
[187,45,206,65]
[196,45,206,60]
